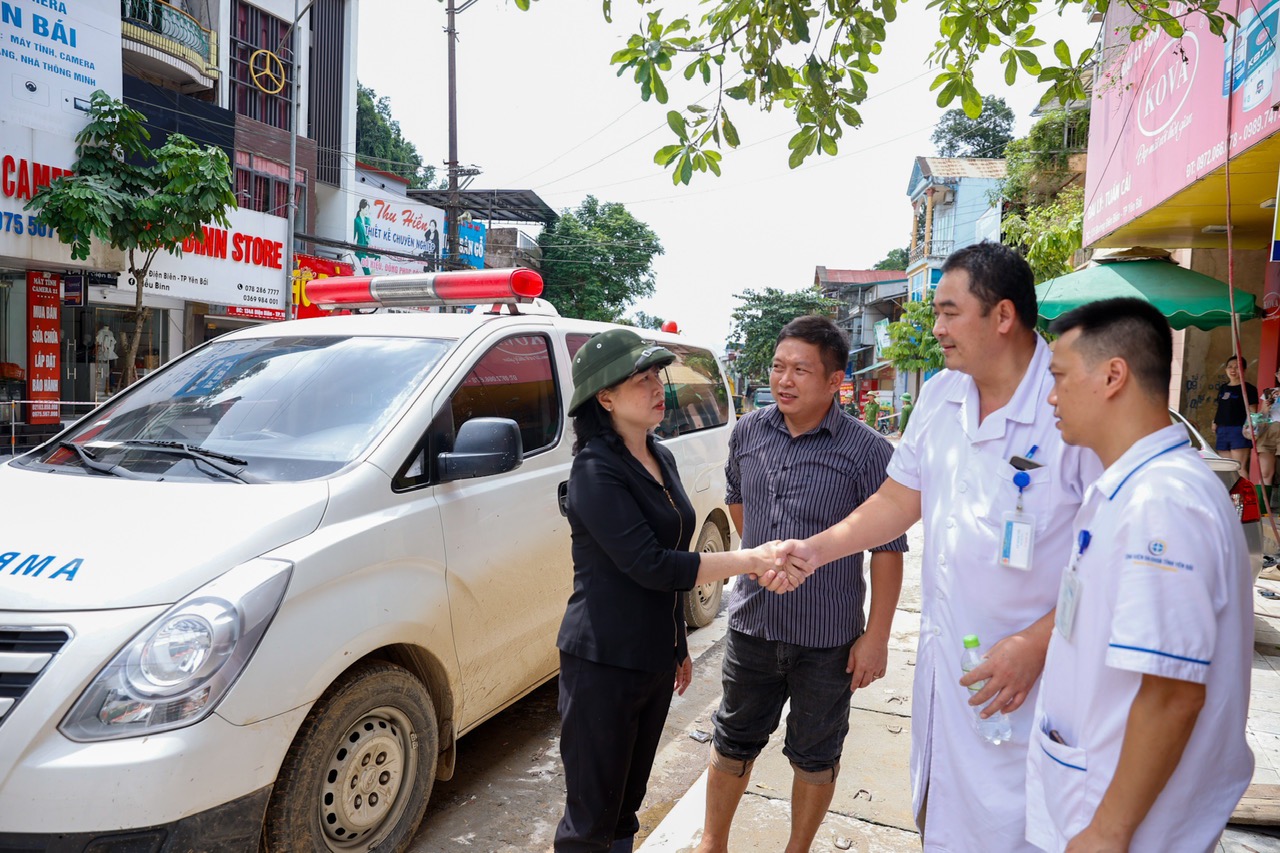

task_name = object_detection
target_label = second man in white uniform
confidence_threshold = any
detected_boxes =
[1027,297,1253,852]
[773,242,1100,850]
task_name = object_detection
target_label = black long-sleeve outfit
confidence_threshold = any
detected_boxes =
[554,432,701,853]
[557,433,699,669]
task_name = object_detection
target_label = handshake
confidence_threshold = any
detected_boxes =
[744,539,820,594]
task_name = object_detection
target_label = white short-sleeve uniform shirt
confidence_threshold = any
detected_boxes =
[887,337,1101,852]
[1025,425,1253,852]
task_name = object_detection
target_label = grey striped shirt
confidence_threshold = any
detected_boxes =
[725,402,908,647]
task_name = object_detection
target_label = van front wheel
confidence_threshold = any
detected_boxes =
[263,661,437,853]
[683,521,726,629]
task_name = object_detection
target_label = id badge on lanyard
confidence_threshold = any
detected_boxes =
[999,469,1035,570]
[1055,530,1090,641]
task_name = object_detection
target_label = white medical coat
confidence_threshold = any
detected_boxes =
[1025,425,1253,852]
[886,337,1100,852]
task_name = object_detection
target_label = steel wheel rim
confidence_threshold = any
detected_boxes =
[693,527,723,608]
[319,707,418,849]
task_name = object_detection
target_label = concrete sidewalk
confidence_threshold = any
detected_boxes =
[639,523,1280,853]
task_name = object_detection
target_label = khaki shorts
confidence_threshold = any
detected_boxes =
[1258,422,1280,455]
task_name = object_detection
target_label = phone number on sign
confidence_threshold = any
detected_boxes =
[0,210,57,238]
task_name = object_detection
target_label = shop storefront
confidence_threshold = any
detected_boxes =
[0,1,125,436]
[1085,0,1280,435]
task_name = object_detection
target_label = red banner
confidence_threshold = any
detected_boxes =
[294,254,355,319]
[226,305,286,321]
[26,271,60,424]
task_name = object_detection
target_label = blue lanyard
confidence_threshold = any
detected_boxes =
[1012,445,1038,511]
[1068,529,1091,573]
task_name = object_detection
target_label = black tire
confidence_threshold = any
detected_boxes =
[683,521,726,629]
[263,661,438,853]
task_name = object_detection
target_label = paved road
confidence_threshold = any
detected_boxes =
[406,594,735,852]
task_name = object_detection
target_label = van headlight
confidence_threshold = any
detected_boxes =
[60,558,292,742]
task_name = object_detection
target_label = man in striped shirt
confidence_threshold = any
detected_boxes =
[696,316,908,853]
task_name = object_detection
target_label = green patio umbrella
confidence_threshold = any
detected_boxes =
[1036,259,1262,331]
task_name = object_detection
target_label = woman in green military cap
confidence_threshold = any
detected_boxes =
[553,328,788,853]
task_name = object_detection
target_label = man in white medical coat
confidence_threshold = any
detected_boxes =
[1026,297,1252,852]
[772,242,1100,850]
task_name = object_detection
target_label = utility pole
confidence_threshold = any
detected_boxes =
[445,0,460,271]
[443,0,480,271]
[283,0,316,319]
[284,0,300,318]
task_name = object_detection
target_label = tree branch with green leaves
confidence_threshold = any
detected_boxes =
[26,90,237,388]
[514,0,1232,183]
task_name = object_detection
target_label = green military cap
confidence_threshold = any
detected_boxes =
[568,328,675,416]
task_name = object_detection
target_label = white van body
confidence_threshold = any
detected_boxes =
[0,307,736,851]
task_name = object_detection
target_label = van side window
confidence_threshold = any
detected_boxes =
[450,334,561,457]
[655,345,730,438]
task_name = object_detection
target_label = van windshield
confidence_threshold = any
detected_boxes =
[21,335,452,483]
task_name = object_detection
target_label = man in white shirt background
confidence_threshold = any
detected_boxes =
[1026,297,1252,852]
[772,242,1100,851]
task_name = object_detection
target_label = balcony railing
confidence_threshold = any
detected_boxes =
[909,239,954,263]
[122,0,217,67]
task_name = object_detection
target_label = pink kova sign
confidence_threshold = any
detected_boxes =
[1083,0,1280,246]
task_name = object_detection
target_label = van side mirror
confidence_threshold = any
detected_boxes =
[438,417,523,482]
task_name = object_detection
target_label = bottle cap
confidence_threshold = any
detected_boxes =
[962,634,980,649]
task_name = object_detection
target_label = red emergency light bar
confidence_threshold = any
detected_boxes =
[306,268,543,310]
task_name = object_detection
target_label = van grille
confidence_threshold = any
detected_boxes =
[0,627,71,725]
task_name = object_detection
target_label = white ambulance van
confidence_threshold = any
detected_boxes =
[0,269,736,851]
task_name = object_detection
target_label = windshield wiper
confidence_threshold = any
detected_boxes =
[119,439,259,484]
[58,441,144,479]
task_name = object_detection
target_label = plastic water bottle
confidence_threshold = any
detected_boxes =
[961,634,1013,745]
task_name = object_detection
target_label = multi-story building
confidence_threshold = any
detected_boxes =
[904,156,1006,301]
[1,0,360,443]
[815,266,909,405]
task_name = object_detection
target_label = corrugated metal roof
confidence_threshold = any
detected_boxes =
[406,188,559,225]
[917,157,1007,179]
[814,267,908,289]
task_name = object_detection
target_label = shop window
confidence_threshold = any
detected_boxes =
[230,1,292,131]
[90,307,169,396]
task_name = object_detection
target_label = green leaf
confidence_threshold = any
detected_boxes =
[652,72,669,104]
[960,82,982,118]
[666,110,687,140]
[788,144,807,169]
[680,155,693,184]
[1155,11,1184,37]
[1053,39,1071,65]
[654,144,683,165]
[936,79,960,107]
[1005,57,1017,85]
[722,114,741,147]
